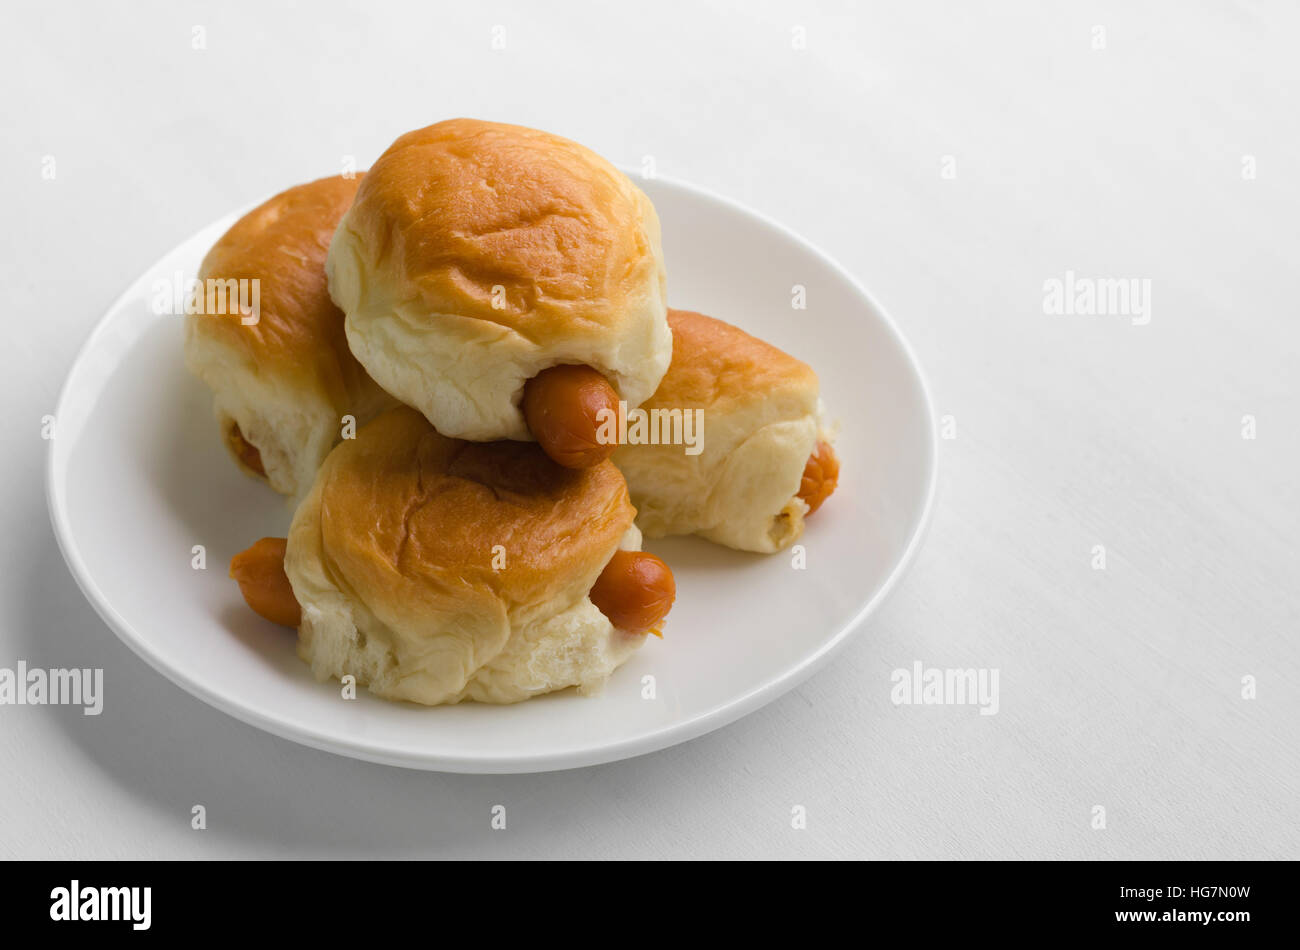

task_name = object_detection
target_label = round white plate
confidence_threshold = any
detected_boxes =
[46,174,937,773]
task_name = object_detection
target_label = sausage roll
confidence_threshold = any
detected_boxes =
[611,308,839,553]
[184,175,394,499]
[326,118,671,467]
[231,406,674,706]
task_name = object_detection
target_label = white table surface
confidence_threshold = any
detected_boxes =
[2,0,1296,860]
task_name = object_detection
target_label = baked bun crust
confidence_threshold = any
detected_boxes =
[185,175,393,498]
[286,406,648,705]
[612,309,824,553]
[327,118,671,441]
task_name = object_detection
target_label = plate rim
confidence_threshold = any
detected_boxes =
[45,171,939,773]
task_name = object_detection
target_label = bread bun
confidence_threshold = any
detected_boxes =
[285,406,650,705]
[327,118,670,441]
[184,175,394,498]
[612,309,825,552]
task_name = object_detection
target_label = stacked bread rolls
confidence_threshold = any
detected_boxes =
[188,118,836,707]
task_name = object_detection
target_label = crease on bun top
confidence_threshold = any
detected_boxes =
[315,407,635,613]
[327,118,672,442]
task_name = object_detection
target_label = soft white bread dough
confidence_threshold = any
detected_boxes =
[612,309,827,553]
[185,175,394,500]
[327,118,671,442]
[285,407,651,705]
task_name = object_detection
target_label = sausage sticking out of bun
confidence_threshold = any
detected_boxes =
[232,407,675,706]
[326,119,671,469]
[612,308,839,553]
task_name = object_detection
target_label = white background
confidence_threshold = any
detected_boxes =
[2,0,1296,859]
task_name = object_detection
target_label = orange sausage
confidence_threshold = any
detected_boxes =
[797,440,839,516]
[522,365,620,469]
[227,423,266,476]
[230,537,300,628]
[589,550,675,635]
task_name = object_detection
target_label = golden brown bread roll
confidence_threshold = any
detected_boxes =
[184,175,394,499]
[612,309,836,553]
[326,118,671,443]
[285,406,662,705]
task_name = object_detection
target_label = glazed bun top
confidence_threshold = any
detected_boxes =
[193,174,372,409]
[307,406,635,624]
[649,308,819,412]
[333,117,665,345]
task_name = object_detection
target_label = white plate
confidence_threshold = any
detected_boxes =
[46,175,937,773]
